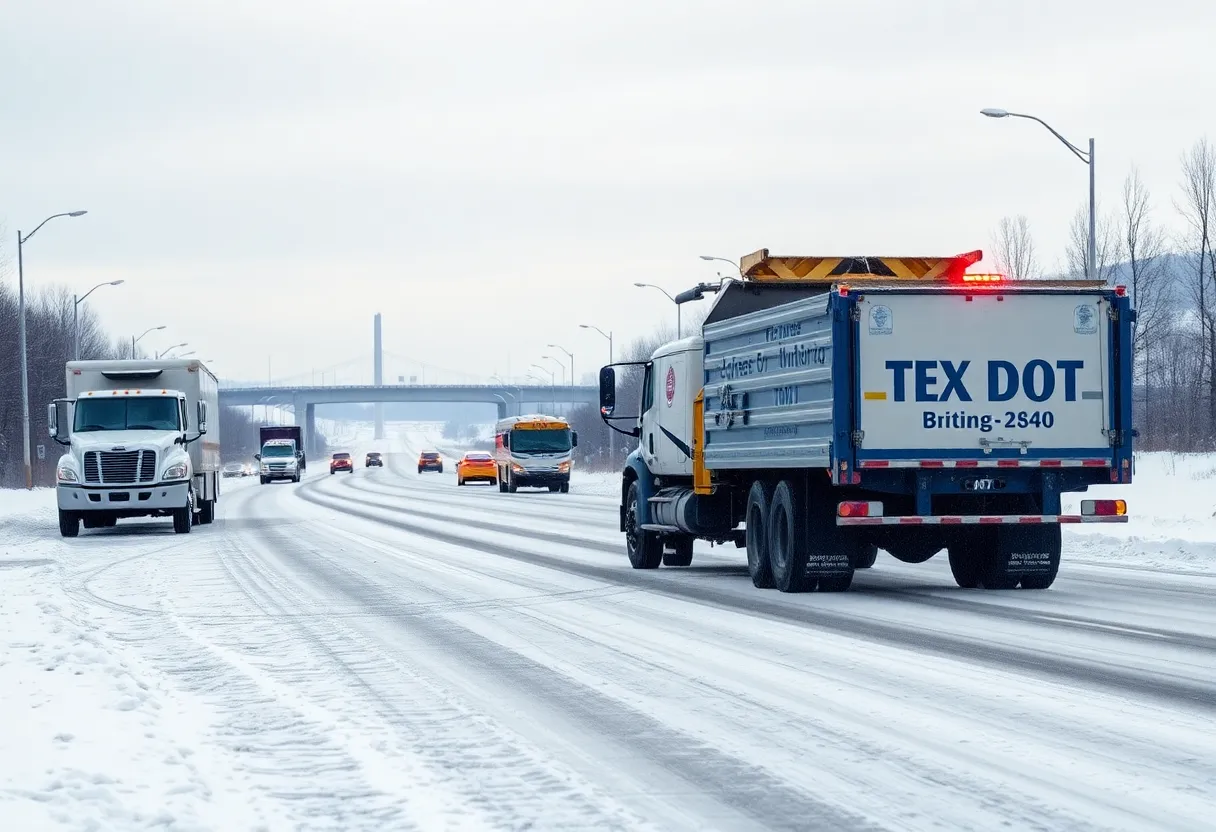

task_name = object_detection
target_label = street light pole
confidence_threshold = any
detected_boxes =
[698,255,743,276]
[73,280,125,360]
[634,282,680,337]
[981,108,1097,281]
[16,210,88,489]
[132,325,166,358]
[157,342,188,359]
[547,343,575,418]
[579,323,615,467]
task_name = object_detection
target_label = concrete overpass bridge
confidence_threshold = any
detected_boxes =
[219,383,598,454]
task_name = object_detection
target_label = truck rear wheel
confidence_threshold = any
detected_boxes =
[59,510,80,538]
[947,529,995,589]
[745,480,775,588]
[768,479,815,593]
[663,536,694,567]
[979,525,1061,590]
[854,543,878,569]
[624,480,662,569]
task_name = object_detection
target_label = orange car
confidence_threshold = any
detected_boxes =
[456,451,497,486]
[417,450,443,474]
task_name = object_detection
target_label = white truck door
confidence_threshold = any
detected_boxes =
[855,292,1111,456]
[648,350,695,476]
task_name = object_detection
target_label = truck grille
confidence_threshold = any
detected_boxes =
[83,450,157,485]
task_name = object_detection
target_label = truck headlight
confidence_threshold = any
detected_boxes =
[163,463,189,480]
[511,463,525,474]
[558,461,571,473]
[57,466,78,483]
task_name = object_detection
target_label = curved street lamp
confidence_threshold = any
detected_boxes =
[981,107,1095,280]
[73,279,125,360]
[132,325,166,357]
[16,209,88,489]
[634,282,681,336]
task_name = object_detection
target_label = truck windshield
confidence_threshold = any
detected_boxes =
[73,397,181,432]
[511,429,571,454]
[261,444,295,457]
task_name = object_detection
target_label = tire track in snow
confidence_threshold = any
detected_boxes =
[242,513,882,832]
[297,476,1216,713]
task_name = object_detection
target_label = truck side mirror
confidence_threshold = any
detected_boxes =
[571,430,579,448]
[47,402,58,438]
[197,401,208,435]
[599,367,616,415]
[254,453,261,461]
[48,400,72,445]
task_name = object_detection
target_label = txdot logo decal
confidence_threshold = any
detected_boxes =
[666,367,675,407]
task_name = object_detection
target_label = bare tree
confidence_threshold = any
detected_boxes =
[1121,168,1172,366]
[1176,137,1216,431]
[1064,205,1120,283]
[991,215,1041,280]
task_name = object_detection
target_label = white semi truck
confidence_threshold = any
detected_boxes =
[48,359,221,537]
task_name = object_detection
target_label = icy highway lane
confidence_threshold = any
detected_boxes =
[20,458,1216,831]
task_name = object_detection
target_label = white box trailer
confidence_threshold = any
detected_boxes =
[48,359,221,537]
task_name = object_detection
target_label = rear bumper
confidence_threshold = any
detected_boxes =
[58,481,189,515]
[418,463,442,470]
[511,471,570,487]
[837,514,1130,526]
[460,468,497,479]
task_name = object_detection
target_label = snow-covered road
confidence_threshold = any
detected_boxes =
[4,452,1215,830]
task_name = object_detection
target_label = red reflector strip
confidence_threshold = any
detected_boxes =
[837,514,1129,526]
[857,459,1111,469]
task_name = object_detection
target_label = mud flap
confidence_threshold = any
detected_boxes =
[985,524,1062,589]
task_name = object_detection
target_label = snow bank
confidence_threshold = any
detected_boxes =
[1062,452,1216,574]
[0,564,268,828]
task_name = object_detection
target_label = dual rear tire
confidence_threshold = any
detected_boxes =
[745,476,857,593]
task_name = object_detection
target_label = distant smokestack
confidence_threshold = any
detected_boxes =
[374,313,384,440]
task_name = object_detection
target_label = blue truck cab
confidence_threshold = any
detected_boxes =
[599,249,1134,593]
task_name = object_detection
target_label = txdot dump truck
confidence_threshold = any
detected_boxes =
[598,249,1134,593]
[49,359,221,537]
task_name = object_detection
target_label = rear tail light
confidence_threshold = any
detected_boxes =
[1081,499,1126,516]
[960,273,1004,283]
[837,501,883,517]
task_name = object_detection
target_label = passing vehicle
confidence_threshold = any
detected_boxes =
[418,451,443,473]
[330,452,354,474]
[365,452,383,468]
[258,438,301,483]
[49,358,220,537]
[222,462,246,478]
[598,247,1134,591]
[494,414,577,493]
[456,451,497,485]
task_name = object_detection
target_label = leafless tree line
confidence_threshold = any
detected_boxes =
[0,254,289,485]
[992,137,1216,451]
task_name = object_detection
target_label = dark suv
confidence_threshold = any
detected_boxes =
[417,451,443,474]
[365,452,383,468]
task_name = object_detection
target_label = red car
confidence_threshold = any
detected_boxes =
[330,452,353,474]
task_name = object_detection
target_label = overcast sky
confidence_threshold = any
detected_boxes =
[2,0,1213,386]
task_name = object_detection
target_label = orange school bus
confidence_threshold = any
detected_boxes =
[493,414,578,493]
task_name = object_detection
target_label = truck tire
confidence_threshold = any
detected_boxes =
[260,476,268,484]
[663,536,694,567]
[768,479,815,593]
[560,482,569,493]
[745,480,775,588]
[102,516,117,528]
[624,480,662,569]
[854,543,878,569]
[498,473,507,493]
[173,491,193,535]
[59,510,80,538]
[947,529,994,588]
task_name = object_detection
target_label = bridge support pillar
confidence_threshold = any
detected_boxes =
[305,403,317,456]
[496,401,507,420]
